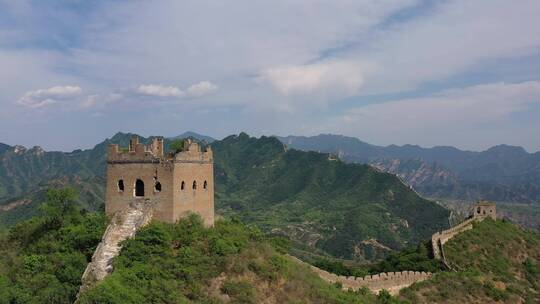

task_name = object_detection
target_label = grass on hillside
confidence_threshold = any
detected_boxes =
[399,219,540,303]
[78,215,390,304]
[0,188,107,303]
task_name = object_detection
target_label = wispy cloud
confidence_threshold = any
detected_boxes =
[17,85,82,108]
[186,81,218,98]
[258,60,368,100]
[80,93,123,109]
[133,81,218,99]
[134,84,184,98]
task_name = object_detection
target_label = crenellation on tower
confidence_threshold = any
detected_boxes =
[174,139,213,163]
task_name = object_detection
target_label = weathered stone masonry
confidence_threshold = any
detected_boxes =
[288,256,431,295]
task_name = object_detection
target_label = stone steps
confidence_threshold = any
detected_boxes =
[76,200,154,299]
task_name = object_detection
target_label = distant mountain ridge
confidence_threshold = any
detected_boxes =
[277,134,540,204]
[170,131,216,143]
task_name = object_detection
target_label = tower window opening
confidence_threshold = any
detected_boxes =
[135,179,145,197]
[477,207,481,214]
[181,181,185,190]
[193,181,197,190]
[118,179,125,192]
[155,182,162,192]
[203,180,208,190]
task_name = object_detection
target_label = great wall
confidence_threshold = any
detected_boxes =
[291,200,497,295]
[288,255,432,295]
[77,200,155,298]
[431,217,476,260]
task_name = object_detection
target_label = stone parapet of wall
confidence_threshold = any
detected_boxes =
[432,217,483,260]
[288,256,431,295]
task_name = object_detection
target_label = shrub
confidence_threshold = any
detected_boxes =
[220,280,256,304]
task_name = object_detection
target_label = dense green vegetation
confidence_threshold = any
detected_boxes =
[169,138,186,153]
[311,241,444,277]
[0,132,449,261]
[0,187,396,304]
[0,188,107,303]
[399,219,540,303]
[213,133,449,260]
[1,186,539,304]
[77,215,394,304]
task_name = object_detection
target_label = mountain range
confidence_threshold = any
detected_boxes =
[0,132,449,261]
[277,134,540,204]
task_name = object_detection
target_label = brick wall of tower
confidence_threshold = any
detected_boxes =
[105,162,175,222]
[172,161,214,227]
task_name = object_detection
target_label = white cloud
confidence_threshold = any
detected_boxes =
[134,82,218,99]
[186,81,218,98]
[134,84,184,98]
[80,93,123,109]
[258,60,367,99]
[17,85,82,108]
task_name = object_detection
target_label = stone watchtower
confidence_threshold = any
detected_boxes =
[106,136,214,226]
[472,200,496,220]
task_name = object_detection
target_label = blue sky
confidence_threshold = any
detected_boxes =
[1,0,540,152]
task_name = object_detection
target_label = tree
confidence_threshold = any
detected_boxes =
[40,187,79,226]
[169,139,185,153]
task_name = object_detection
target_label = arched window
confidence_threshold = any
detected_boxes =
[203,180,208,190]
[118,179,125,192]
[477,207,481,214]
[154,181,162,192]
[181,181,185,190]
[135,179,145,197]
[192,181,197,190]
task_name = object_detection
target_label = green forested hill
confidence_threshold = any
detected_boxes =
[0,188,384,304]
[399,219,540,303]
[0,132,449,261]
[77,216,386,304]
[213,133,449,260]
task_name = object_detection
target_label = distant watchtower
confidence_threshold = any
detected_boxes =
[105,136,214,226]
[472,200,496,220]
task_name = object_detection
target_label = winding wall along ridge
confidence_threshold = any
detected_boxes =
[288,255,431,295]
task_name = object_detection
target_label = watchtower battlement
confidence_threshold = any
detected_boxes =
[107,136,164,162]
[174,139,213,163]
[105,135,214,227]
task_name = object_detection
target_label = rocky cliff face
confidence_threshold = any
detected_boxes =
[370,159,458,189]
